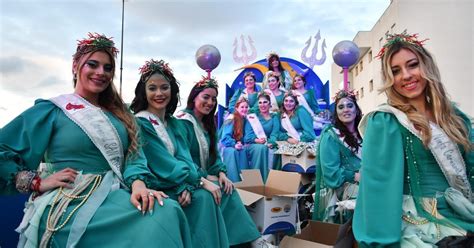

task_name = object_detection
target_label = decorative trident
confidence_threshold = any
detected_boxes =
[233,34,257,65]
[301,29,327,69]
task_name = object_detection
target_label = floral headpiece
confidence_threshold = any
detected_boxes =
[75,32,119,58]
[138,59,173,79]
[266,51,280,62]
[333,89,357,101]
[376,31,429,59]
[195,76,219,89]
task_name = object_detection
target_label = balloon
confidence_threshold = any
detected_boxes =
[332,40,360,68]
[195,44,221,71]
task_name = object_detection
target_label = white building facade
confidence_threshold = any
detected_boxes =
[331,0,473,119]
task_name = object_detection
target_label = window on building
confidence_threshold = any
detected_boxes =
[360,61,363,72]
[391,23,396,33]
[369,79,373,92]
[360,87,364,99]
[355,65,358,76]
[368,50,373,62]
[379,37,383,49]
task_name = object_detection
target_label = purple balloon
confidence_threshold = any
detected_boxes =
[332,40,360,67]
[195,44,221,71]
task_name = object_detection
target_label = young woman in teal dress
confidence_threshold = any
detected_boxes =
[262,52,292,91]
[0,33,191,247]
[263,72,286,113]
[279,92,316,144]
[291,74,328,129]
[176,77,260,246]
[228,71,259,113]
[353,32,474,247]
[130,59,228,248]
[313,90,362,224]
[244,93,281,181]
[220,98,250,182]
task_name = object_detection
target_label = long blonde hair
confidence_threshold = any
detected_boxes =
[380,41,470,150]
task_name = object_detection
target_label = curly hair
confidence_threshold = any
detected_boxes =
[332,95,363,153]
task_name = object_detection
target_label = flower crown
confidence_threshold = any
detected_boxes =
[195,76,219,89]
[76,32,119,57]
[266,51,280,62]
[376,31,429,59]
[138,59,173,79]
[333,89,357,101]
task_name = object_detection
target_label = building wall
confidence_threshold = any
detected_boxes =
[332,0,473,118]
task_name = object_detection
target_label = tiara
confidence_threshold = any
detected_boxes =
[376,31,429,59]
[266,51,279,62]
[138,59,173,78]
[195,76,219,89]
[332,89,357,101]
[76,32,119,57]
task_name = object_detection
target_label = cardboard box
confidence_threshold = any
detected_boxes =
[236,169,302,235]
[281,149,316,174]
[280,221,341,248]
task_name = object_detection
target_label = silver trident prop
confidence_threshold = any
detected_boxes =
[301,29,327,69]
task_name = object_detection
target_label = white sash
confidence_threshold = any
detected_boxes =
[246,113,267,139]
[136,111,175,155]
[50,94,124,182]
[281,112,300,140]
[264,89,280,113]
[359,104,472,201]
[293,90,315,117]
[176,111,209,169]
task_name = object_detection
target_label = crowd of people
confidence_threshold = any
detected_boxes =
[0,31,472,247]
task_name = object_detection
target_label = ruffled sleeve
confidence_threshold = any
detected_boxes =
[220,121,237,147]
[123,146,157,190]
[307,89,321,114]
[318,127,354,188]
[0,99,58,195]
[296,107,316,142]
[353,112,405,247]
[453,107,474,189]
[268,114,281,145]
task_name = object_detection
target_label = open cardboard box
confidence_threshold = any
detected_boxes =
[235,169,302,235]
[280,221,341,248]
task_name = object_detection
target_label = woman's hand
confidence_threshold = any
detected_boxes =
[130,180,168,215]
[39,168,78,193]
[201,178,221,205]
[354,172,361,183]
[218,172,233,195]
[255,138,266,144]
[235,141,243,150]
[287,137,299,144]
[178,190,192,207]
[266,143,273,149]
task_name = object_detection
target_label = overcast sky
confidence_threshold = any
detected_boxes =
[0,0,390,127]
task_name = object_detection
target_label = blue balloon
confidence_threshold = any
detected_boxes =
[332,40,360,67]
[195,44,221,71]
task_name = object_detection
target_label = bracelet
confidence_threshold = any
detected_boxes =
[31,175,42,193]
[15,171,37,194]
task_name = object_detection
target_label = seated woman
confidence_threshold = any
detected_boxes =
[279,92,316,144]
[313,89,362,224]
[176,77,260,246]
[291,74,328,129]
[220,97,250,182]
[263,72,286,113]
[130,59,229,248]
[244,93,281,181]
[262,52,292,90]
[0,33,191,247]
[228,71,259,113]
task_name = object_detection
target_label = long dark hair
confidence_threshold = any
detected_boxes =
[186,81,219,165]
[130,59,180,117]
[267,53,285,72]
[333,93,363,153]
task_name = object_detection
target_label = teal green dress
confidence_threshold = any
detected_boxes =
[137,116,228,248]
[313,125,361,223]
[0,100,192,248]
[178,109,261,245]
[302,89,321,115]
[220,119,248,182]
[353,110,474,247]
[280,106,316,142]
[243,113,281,180]
[228,88,258,113]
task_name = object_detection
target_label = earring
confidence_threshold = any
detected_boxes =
[426,95,431,103]
[73,73,77,81]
